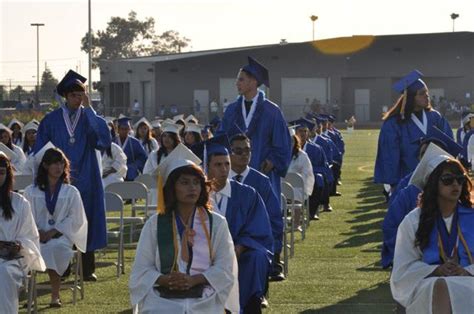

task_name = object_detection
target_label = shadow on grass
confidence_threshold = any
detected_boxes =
[300,282,395,314]
[334,177,386,249]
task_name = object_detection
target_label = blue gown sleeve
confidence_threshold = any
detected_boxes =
[266,110,292,178]
[83,107,112,150]
[33,116,51,153]
[258,178,283,254]
[374,118,401,185]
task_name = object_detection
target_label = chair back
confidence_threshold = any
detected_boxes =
[13,174,34,191]
[285,172,306,197]
[135,173,156,190]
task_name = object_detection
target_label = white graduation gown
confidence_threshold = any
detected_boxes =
[287,150,315,202]
[102,142,128,188]
[0,192,45,314]
[141,138,159,156]
[24,184,88,275]
[129,211,239,314]
[11,144,26,175]
[143,151,165,206]
[390,207,474,314]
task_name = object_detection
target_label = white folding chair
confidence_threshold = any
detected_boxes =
[281,180,296,258]
[30,250,84,309]
[280,193,289,277]
[285,172,309,239]
[104,192,125,276]
[13,174,34,192]
[105,181,149,242]
[134,173,157,212]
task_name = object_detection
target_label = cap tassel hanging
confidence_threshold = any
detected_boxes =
[400,89,408,120]
[157,174,166,214]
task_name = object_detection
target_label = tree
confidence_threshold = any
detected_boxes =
[40,68,58,101]
[10,85,28,102]
[81,11,190,68]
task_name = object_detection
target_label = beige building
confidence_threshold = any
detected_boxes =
[99,32,474,122]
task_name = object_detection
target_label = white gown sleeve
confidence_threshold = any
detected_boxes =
[143,151,158,176]
[390,209,438,307]
[299,151,315,197]
[111,143,128,178]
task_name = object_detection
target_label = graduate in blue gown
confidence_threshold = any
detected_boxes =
[207,144,273,313]
[216,57,291,208]
[228,133,284,281]
[382,134,462,268]
[114,117,147,181]
[290,118,332,219]
[34,70,111,279]
[374,70,453,187]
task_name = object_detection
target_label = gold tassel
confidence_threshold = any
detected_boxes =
[400,89,407,120]
[157,174,166,214]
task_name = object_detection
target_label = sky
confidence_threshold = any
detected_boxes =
[1,0,473,88]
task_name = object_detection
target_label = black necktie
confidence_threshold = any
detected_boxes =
[244,100,253,117]
[234,174,243,182]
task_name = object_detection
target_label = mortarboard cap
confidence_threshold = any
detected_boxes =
[0,143,18,160]
[185,123,204,134]
[32,141,57,173]
[191,134,230,171]
[461,111,474,126]
[173,114,185,125]
[425,126,462,157]
[242,57,270,88]
[133,117,151,130]
[0,123,13,135]
[288,125,298,137]
[408,143,454,189]
[8,119,24,130]
[161,121,183,135]
[327,115,336,123]
[151,119,162,129]
[117,116,132,128]
[289,118,315,130]
[392,70,426,94]
[56,70,87,97]
[22,120,39,133]
[185,115,198,124]
[104,116,116,124]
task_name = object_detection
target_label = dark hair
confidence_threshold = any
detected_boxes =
[105,127,116,158]
[35,148,71,191]
[0,154,14,220]
[163,164,211,213]
[207,152,229,166]
[383,90,432,122]
[184,131,203,146]
[241,69,259,87]
[64,82,85,96]
[415,159,472,250]
[0,129,13,149]
[292,135,301,159]
[157,132,181,163]
[22,129,36,153]
[135,122,154,152]
[230,133,249,146]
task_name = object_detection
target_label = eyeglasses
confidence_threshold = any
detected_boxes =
[231,148,251,156]
[439,174,466,186]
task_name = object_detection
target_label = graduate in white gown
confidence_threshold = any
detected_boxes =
[101,124,128,188]
[287,131,315,203]
[0,123,27,174]
[0,152,45,314]
[129,144,239,314]
[24,146,88,307]
[143,122,182,205]
[134,118,160,156]
[391,143,474,314]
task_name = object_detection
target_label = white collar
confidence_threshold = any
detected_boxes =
[241,92,259,129]
[411,110,428,135]
[214,179,232,198]
[229,166,250,181]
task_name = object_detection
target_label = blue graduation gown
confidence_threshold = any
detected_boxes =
[422,204,474,267]
[374,110,452,185]
[381,183,420,268]
[216,91,292,207]
[456,127,464,145]
[304,142,332,187]
[313,134,334,166]
[34,107,111,251]
[115,136,147,181]
[324,133,342,164]
[242,167,283,254]
[327,130,345,163]
[225,180,273,308]
[389,171,413,205]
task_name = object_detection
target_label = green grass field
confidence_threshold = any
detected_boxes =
[21,129,395,313]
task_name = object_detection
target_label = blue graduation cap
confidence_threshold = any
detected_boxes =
[392,70,426,94]
[117,116,131,128]
[242,57,270,88]
[414,126,462,157]
[289,118,315,130]
[191,134,230,173]
[56,70,87,97]
[461,111,474,126]
[327,115,336,123]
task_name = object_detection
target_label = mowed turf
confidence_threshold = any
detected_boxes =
[20,129,394,313]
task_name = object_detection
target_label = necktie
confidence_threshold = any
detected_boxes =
[234,174,243,182]
[244,100,253,117]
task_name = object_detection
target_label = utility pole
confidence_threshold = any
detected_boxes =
[310,15,318,41]
[30,23,45,105]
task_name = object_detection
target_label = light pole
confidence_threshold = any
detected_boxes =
[30,23,45,105]
[310,15,318,41]
[88,0,92,96]
[451,13,459,32]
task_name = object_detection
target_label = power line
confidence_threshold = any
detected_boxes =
[0,57,81,63]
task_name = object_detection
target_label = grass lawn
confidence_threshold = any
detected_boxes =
[20,129,395,313]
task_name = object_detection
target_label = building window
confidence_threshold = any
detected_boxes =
[109,82,130,115]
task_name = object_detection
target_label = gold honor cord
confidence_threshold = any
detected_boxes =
[400,89,407,120]
[437,223,473,265]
